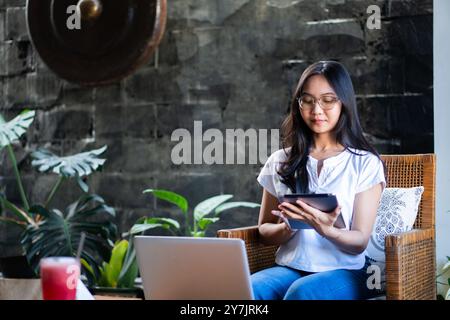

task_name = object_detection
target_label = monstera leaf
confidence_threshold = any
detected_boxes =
[0,110,35,148]
[31,145,107,178]
[21,193,117,279]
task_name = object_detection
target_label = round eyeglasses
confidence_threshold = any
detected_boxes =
[297,94,340,111]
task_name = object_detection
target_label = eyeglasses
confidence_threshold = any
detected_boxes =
[297,94,340,111]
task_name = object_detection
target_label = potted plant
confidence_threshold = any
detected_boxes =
[84,189,260,298]
[84,216,176,298]
[142,189,260,237]
[0,109,116,282]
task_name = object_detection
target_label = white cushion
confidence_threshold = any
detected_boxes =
[365,186,424,290]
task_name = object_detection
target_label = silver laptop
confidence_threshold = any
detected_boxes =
[134,236,254,300]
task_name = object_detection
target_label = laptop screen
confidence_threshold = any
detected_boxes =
[135,236,254,300]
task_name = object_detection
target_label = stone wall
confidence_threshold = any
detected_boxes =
[0,0,433,255]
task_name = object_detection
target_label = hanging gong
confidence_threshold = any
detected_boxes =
[26,0,167,86]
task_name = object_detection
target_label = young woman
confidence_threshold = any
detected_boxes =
[253,61,386,300]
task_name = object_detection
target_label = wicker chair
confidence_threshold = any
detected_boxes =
[217,154,436,300]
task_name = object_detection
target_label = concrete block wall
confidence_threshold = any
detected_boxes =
[0,0,433,255]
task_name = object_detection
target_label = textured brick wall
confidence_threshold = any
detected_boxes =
[0,0,433,255]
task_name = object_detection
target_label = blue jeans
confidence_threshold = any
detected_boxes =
[251,258,383,300]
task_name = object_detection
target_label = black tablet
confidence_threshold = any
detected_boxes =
[282,193,338,213]
[281,193,346,229]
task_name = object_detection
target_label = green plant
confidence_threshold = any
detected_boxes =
[21,194,117,280]
[95,239,133,288]
[0,110,115,279]
[437,256,450,300]
[86,190,260,289]
[0,110,36,218]
[89,216,177,289]
[141,189,260,237]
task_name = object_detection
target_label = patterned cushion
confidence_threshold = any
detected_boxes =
[365,186,424,290]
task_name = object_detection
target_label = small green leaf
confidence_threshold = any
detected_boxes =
[214,201,260,216]
[118,242,139,288]
[80,258,95,278]
[118,257,138,289]
[143,189,188,214]
[142,217,180,230]
[193,195,233,222]
[130,223,165,235]
[129,217,180,235]
[191,231,206,237]
[197,217,219,230]
[103,240,129,288]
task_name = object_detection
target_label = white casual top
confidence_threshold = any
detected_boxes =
[257,147,386,272]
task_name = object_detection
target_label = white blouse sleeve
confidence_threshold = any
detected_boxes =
[355,153,386,194]
[257,151,282,198]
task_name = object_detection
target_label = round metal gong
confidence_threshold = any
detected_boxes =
[26,0,167,86]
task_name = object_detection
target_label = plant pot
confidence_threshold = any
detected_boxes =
[88,286,144,299]
[0,255,36,279]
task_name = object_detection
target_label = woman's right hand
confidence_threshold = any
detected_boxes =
[257,189,297,245]
[259,221,296,245]
[271,210,293,229]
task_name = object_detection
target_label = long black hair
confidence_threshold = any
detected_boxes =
[278,60,385,193]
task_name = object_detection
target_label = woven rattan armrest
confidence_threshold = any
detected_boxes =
[217,226,278,274]
[385,228,436,300]
[218,226,437,300]
[217,225,260,241]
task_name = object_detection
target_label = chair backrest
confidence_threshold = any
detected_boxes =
[380,154,435,230]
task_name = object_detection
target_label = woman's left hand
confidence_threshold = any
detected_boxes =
[278,200,342,238]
